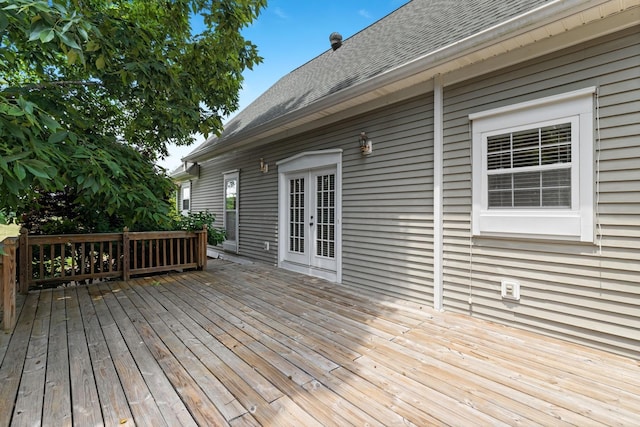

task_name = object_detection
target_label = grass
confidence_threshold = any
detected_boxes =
[0,223,20,240]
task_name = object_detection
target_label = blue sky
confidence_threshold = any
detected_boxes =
[159,0,408,171]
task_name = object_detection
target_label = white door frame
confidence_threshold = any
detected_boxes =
[277,149,342,283]
[222,170,239,253]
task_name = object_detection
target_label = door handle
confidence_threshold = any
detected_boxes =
[310,215,314,227]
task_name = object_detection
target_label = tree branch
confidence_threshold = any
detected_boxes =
[25,80,103,90]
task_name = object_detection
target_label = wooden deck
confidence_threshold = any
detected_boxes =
[1,261,638,426]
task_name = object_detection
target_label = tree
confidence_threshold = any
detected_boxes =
[0,0,265,230]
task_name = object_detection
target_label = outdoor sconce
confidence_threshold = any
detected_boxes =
[260,158,269,173]
[359,131,372,155]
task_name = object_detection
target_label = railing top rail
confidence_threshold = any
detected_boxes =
[27,233,123,244]
[25,230,202,244]
[127,230,198,239]
[1,236,19,245]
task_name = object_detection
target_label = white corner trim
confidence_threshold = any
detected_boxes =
[433,75,444,312]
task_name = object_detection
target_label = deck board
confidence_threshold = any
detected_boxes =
[42,288,73,426]
[75,285,134,427]
[66,287,103,427]
[0,292,39,427]
[11,291,51,427]
[0,261,638,426]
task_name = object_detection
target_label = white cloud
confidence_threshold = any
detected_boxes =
[358,9,372,19]
[274,7,288,19]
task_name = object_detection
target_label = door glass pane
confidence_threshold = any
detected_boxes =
[316,174,335,258]
[225,178,237,239]
[289,177,305,253]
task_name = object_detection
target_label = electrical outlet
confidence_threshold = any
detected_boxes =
[501,279,520,300]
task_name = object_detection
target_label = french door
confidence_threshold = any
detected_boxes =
[278,150,341,282]
[285,168,337,272]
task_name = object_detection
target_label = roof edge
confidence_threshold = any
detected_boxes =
[184,0,637,163]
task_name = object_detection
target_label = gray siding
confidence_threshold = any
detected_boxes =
[441,26,640,358]
[341,98,434,304]
[190,95,435,303]
[191,156,226,222]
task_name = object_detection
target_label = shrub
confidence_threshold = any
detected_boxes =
[174,210,225,246]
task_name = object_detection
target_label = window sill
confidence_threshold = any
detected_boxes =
[473,209,593,242]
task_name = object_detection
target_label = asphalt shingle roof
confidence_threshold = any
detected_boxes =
[191,0,550,156]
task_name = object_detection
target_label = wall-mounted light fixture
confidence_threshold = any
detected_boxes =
[359,131,372,155]
[260,158,269,173]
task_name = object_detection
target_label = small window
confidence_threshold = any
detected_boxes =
[470,88,595,242]
[181,185,190,212]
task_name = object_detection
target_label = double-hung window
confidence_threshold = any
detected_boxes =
[181,184,190,214]
[470,87,595,242]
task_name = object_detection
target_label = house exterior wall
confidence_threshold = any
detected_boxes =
[191,156,225,219]
[441,26,640,357]
[341,97,434,303]
[191,95,435,303]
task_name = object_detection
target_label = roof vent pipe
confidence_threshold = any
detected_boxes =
[329,32,342,50]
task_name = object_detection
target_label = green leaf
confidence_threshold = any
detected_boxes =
[16,97,34,115]
[22,160,51,179]
[40,114,60,131]
[5,177,19,195]
[86,40,100,52]
[2,151,31,164]
[13,162,26,181]
[4,105,24,116]
[95,55,105,70]
[0,13,10,34]
[78,27,88,41]
[65,49,78,64]
[48,131,67,144]
[57,31,80,50]
[40,29,55,43]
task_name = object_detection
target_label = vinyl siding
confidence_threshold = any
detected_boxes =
[441,26,640,358]
[189,95,435,303]
[341,97,434,304]
[193,150,279,264]
[190,156,225,221]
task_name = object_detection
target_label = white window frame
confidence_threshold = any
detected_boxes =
[180,183,190,215]
[470,87,595,242]
[222,170,239,253]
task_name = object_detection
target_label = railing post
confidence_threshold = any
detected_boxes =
[18,227,28,294]
[199,225,208,270]
[122,227,130,281]
[2,238,18,331]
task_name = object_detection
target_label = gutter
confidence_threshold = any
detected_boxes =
[184,0,636,162]
[170,163,200,181]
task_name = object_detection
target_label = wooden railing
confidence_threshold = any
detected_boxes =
[0,236,19,331]
[0,227,207,331]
